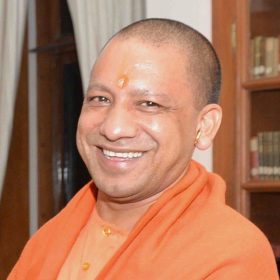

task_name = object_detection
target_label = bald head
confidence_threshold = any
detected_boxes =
[109,18,221,109]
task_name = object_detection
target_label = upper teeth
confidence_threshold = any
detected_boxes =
[103,149,143,158]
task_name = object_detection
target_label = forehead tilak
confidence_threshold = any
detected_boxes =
[117,74,129,89]
[115,61,157,89]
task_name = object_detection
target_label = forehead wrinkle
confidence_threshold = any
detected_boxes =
[88,81,167,96]
[87,82,116,96]
[130,88,172,102]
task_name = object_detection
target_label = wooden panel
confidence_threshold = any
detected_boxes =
[36,0,60,46]
[0,37,29,279]
[60,0,74,35]
[37,52,56,226]
[35,0,87,226]
[250,89,280,135]
[243,181,280,192]
[212,0,238,208]
[36,0,75,226]
[37,47,85,225]
[250,192,280,243]
[213,1,280,272]
[250,0,280,37]
[251,11,280,37]
[251,0,280,12]
[35,0,60,226]
[243,76,280,90]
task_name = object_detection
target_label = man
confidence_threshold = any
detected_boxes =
[9,18,278,279]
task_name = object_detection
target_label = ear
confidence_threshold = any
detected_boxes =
[195,104,222,150]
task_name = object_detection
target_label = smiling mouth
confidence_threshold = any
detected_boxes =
[102,149,143,159]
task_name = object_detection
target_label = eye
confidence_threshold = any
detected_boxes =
[137,100,165,113]
[140,101,161,108]
[86,95,111,106]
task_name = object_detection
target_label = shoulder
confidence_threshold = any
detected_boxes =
[28,181,93,242]
[8,182,95,278]
[204,202,278,278]
[214,203,270,250]
[178,168,278,278]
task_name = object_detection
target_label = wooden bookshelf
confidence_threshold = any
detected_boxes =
[243,181,280,192]
[243,76,280,90]
[213,0,280,271]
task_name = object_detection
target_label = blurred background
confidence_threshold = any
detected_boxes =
[1,0,280,278]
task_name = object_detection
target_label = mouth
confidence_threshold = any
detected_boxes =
[102,149,143,159]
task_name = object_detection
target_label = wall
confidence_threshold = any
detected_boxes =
[145,0,213,171]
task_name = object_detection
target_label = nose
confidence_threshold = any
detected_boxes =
[99,104,138,141]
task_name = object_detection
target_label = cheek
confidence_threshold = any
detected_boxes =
[147,118,163,134]
[78,109,104,132]
[142,112,198,152]
[140,115,182,146]
[76,112,96,153]
[76,118,87,156]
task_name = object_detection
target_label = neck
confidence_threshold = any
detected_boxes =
[95,164,190,232]
[95,190,165,233]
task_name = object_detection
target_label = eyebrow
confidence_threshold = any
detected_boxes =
[87,81,172,102]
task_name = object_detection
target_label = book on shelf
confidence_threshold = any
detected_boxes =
[250,136,259,180]
[251,35,280,79]
[250,131,280,180]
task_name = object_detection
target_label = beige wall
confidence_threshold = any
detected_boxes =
[146,0,213,171]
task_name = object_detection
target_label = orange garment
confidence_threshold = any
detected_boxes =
[57,208,128,279]
[8,160,278,279]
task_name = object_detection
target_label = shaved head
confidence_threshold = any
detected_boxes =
[109,18,221,109]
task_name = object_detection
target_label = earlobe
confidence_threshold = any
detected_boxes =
[195,104,222,150]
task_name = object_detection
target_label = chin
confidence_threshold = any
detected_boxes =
[94,179,138,199]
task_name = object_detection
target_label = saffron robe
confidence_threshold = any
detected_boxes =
[8,160,279,279]
[57,208,129,278]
